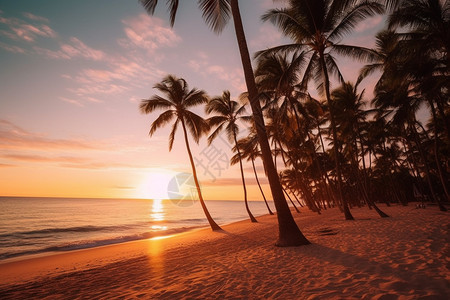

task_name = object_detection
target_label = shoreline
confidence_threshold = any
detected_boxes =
[1,205,449,299]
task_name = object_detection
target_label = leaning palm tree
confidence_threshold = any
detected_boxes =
[258,0,385,220]
[206,90,257,222]
[332,81,390,217]
[235,130,275,215]
[140,75,222,231]
[140,0,309,246]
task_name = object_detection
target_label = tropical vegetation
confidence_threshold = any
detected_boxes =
[140,0,449,245]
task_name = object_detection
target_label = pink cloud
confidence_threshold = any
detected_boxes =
[249,24,283,50]
[0,120,102,151]
[36,37,106,61]
[2,153,87,164]
[22,12,50,23]
[59,97,85,107]
[120,14,181,53]
[355,16,383,33]
[0,15,56,42]
[0,41,26,54]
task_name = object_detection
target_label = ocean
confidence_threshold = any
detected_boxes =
[0,197,274,261]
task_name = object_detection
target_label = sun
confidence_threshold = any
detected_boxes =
[136,170,174,200]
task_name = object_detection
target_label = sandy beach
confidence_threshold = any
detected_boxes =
[0,205,448,299]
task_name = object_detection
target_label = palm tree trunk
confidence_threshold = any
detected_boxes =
[252,158,274,215]
[234,134,257,222]
[282,186,300,213]
[427,100,450,202]
[319,54,354,220]
[181,120,222,230]
[410,122,447,211]
[230,0,309,246]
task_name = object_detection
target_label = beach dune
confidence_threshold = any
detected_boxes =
[0,205,448,299]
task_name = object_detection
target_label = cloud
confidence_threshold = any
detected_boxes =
[0,163,15,168]
[2,153,87,164]
[0,120,103,151]
[249,24,284,51]
[59,97,85,107]
[34,37,106,61]
[0,152,150,170]
[187,53,246,94]
[204,177,262,186]
[22,12,50,23]
[0,15,56,42]
[119,14,181,53]
[355,16,383,33]
[0,41,26,54]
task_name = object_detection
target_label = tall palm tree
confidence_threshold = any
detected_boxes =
[140,0,309,246]
[388,0,450,140]
[206,90,258,222]
[234,132,275,215]
[255,51,333,211]
[140,75,222,231]
[258,0,384,220]
[332,81,390,217]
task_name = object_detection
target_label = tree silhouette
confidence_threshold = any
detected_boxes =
[140,75,222,230]
[206,90,257,222]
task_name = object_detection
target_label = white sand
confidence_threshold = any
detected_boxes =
[0,205,448,299]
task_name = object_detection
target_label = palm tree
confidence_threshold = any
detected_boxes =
[388,0,450,140]
[140,0,309,246]
[140,75,222,231]
[235,132,275,215]
[332,81,389,217]
[258,0,384,220]
[206,90,258,222]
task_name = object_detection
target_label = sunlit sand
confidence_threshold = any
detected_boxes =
[0,205,448,299]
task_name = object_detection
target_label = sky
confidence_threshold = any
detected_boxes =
[0,0,386,200]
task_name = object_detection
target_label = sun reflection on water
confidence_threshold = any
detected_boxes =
[151,198,165,223]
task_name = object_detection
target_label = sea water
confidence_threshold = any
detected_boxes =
[0,197,274,261]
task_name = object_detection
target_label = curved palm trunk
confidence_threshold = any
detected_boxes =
[234,134,257,222]
[319,54,354,220]
[282,186,300,213]
[181,120,222,230]
[230,0,309,246]
[410,122,447,212]
[428,100,450,203]
[251,158,274,215]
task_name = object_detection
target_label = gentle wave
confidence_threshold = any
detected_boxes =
[0,225,129,239]
[0,226,203,261]
[0,219,208,240]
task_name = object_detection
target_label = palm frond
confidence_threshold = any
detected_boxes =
[184,88,209,108]
[226,122,238,143]
[358,63,383,81]
[328,1,384,42]
[139,0,158,15]
[325,54,344,84]
[207,115,227,127]
[331,44,379,62]
[183,110,210,143]
[167,0,179,27]
[139,0,180,27]
[206,98,228,115]
[140,96,173,114]
[207,122,226,145]
[198,0,231,34]
[235,104,247,116]
[262,8,304,37]
[149,110,176,136]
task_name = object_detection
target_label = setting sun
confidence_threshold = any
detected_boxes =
[136,170,175,200]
